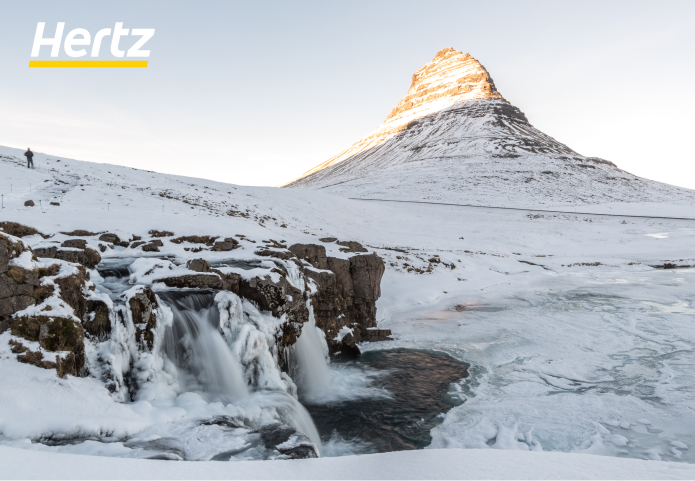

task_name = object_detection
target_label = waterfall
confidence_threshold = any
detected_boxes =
[160,291,248,403]
[291,302,332,402]
[160,290,324,453]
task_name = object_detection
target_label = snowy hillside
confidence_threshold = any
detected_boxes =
[1,144,695,478]
[284,48,695,209]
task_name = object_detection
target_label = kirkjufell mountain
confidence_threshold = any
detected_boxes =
[285,48,695,208]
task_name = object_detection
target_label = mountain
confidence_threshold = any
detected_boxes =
[284,48,695,208]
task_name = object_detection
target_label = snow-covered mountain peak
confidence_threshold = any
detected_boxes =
[284,49,695,208]
[384,48,504,126]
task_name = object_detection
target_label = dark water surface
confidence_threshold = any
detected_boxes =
[305,349,468,453]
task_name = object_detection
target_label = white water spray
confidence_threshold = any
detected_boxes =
[292,302,332,402]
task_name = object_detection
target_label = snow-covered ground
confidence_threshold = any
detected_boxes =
[4,445,695,480]
[1,145,695,478]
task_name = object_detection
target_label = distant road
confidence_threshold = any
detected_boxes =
[348,198,695,221]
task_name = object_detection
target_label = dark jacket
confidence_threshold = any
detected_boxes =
[24,150,34,159]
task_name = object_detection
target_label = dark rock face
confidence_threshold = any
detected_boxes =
[348,253,384,328]
[1,234,38,331]
[128,287,158,351]
[289,244,328,270]
[239,275,308,333]
[83,299,111,339]
[289,244,387,352]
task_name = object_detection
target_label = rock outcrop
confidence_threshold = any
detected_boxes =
[155,258,241,293]
[290,243,388,354]
[34,243,102,269]
[129,287,158,351]
[1,229,93,378]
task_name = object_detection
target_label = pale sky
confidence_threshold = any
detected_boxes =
[1,0,694,190]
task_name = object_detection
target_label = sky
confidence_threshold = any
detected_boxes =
[1,0,694,190]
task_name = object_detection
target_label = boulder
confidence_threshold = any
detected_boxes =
[35,242,101,269]
[56,247,102,269]
[319,237,337,243]
[24,200,35,207]
[61,239,87,249]
[186,258,211,272]
[212,238,239,252]
[33,246,58,259]
[337,240,368,253]
[50,202,60,206]
[98,233,128,247]
[142,243,161,252]
[360,328,393,343]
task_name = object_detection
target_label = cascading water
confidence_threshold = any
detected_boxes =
[290,302,332,402]
[160,291,248,403]
[158,290,323,453]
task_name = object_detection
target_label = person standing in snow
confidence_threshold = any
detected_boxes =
[24,148,34,169]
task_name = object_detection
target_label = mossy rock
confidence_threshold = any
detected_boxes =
[11,315,85,376]
[0,222,47,239]
[6,265,39,286]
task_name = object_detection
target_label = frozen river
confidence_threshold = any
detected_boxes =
[372,266,695,462]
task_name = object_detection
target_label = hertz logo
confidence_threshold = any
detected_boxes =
[29,22,154,68]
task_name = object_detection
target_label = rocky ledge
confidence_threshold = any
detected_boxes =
[1,223,391,382]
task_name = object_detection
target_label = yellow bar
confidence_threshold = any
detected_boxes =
[29,60,148,68]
